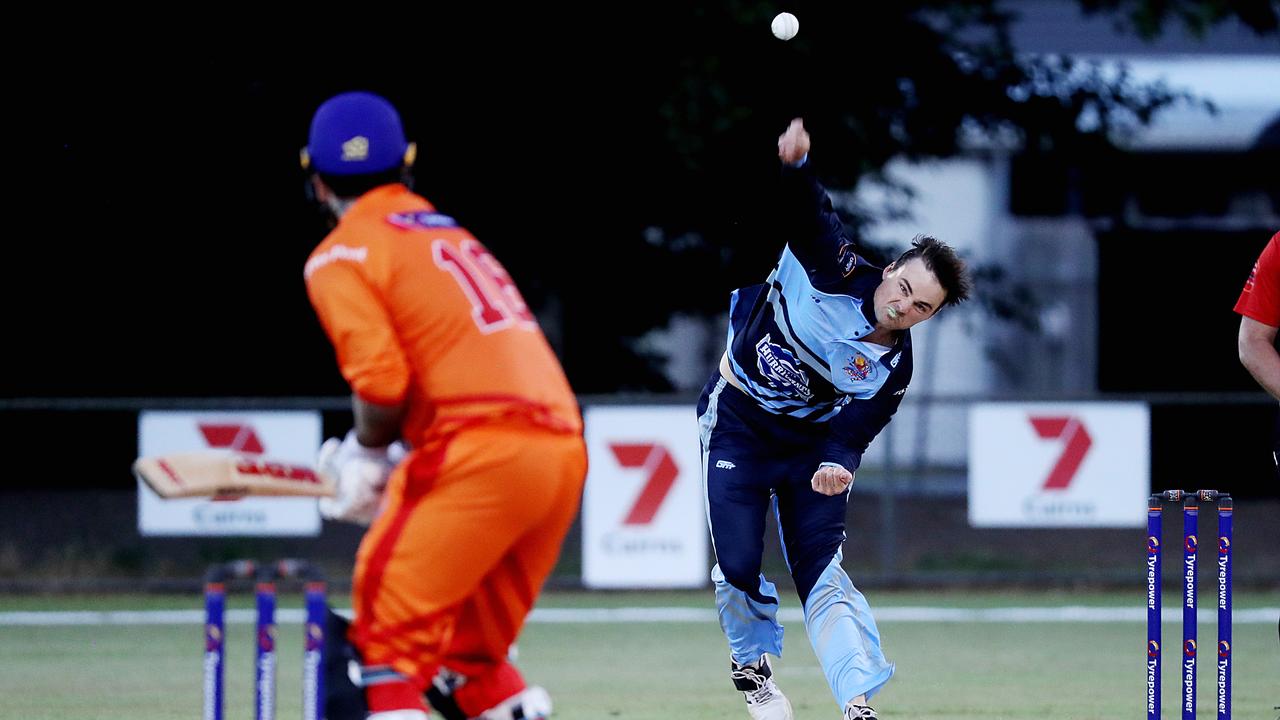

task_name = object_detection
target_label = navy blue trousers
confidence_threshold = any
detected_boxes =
[696,373,848,606]
[696,374,895,705]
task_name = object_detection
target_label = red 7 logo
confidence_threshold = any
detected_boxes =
[609,443,679,525]
[1028,416,1092,490]
[199,423,265,454]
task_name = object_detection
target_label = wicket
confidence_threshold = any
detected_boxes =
[1147,489,1232,720]
[204,559,327,720]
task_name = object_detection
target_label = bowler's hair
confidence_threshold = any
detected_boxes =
[892,235,972,309]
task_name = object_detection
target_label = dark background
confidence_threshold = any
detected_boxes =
[4,4,1277,498]
[8,11,810,398]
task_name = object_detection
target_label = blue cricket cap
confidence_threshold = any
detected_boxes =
[306,92,408,175]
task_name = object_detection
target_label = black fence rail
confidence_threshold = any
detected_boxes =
[0,393,1276,592]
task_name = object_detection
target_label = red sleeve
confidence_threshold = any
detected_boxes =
[1234,232,1280,327]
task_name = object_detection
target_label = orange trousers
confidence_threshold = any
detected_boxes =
[350,424,586,712]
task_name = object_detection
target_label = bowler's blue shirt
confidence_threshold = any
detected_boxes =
[723,161,912,471]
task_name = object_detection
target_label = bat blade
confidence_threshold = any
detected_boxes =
[133,451,335,499]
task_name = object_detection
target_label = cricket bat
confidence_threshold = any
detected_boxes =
[133,451,335,499]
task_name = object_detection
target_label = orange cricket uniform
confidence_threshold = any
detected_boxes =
[304,184,586,713]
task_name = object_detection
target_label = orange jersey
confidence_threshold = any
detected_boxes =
[304,184,581,445]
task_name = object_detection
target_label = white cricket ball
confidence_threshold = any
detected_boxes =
[771,12,798,41]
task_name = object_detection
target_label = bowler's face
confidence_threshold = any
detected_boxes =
[872,258,946,331]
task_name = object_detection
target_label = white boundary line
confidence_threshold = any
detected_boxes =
[0,606,1276,627]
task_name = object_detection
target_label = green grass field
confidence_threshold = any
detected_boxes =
[1,590,1277,719]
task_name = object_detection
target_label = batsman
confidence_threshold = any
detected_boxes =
[697,119,971,720]
[300,91,586,720]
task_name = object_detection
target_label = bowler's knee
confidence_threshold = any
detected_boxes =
[714,559,762,593]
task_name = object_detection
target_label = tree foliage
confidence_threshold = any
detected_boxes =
[561,0,1276,392]
[1078,0,1278,38]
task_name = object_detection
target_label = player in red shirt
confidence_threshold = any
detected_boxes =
[1234,230,1280,475]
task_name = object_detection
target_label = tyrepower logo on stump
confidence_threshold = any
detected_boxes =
[968,403,1148,527]
[582,407,707,588]
[137,411,321,537]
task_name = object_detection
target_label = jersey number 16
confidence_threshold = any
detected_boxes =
[433,238,537,334]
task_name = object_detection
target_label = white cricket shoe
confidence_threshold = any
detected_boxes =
[730,656,794,720]
[843,700,879,719]
[474,685,552,720]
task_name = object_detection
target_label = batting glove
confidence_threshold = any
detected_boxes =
[316,430,407,525]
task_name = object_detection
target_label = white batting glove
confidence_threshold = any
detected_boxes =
[316,430,406,525]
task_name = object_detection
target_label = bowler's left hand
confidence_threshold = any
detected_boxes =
[811,464,853,496]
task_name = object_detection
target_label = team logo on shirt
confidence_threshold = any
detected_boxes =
[844,352,875,381]
[836,242,858,277]
[387,211,459,230]
[304,243,368,279]
[755,334,813,400]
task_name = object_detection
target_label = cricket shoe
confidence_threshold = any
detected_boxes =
[425,667,468,720]
[730,656,793,720]
[842,701,879,719]
[473,685,553,720]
